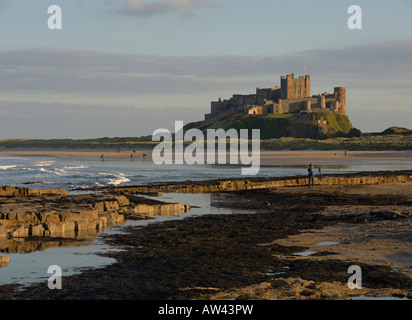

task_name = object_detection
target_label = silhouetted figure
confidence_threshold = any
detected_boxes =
[308,164,314,188]
[100,154,104,161]
[318,167,322,179]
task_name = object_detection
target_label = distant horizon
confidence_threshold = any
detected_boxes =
[0,122,410,141]
[1,1,411,139]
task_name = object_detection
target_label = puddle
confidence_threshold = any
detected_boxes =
[293,251,319,257]
[127,193,255,228]
[315,241,342,246]
[69,190,103,195]
[348,295,409,300]
[0,230,122,288]
[265,271,286,276]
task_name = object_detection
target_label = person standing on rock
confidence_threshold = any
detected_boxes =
[308,164,314,188]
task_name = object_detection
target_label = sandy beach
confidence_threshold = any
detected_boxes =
[1,149,151,160]
[3,149,412,164]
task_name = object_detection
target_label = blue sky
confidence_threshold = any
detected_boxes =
[0,0,411,138]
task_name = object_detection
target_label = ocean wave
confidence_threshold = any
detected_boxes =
[62,165,88,170]
[34,160,55,167]
[0,156,30,161]
[0,165,17,170]
[107,173,131,186]
[38,167,65,177]
[37,166,88,177]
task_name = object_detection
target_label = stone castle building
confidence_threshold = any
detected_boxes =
[205,74,347,120]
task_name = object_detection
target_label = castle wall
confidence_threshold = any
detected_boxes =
[278,97,318,113]
[231,94,256,107]
[256,87,281,105]
[248,106,264,115]
[211,93,256,115]
[211,101,223,113]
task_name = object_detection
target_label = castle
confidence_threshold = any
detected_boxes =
[205,74,346,120]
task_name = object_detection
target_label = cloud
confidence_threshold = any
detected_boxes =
[0,101,201,139]
[122,0,215,17]
[1,39,411,98]
[1,39,411,136]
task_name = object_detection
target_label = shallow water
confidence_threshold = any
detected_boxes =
[0,193,253,287]
[315,241,342,246]
[0,236,120,288]
[293,250,319,257]
[348,295,409,300]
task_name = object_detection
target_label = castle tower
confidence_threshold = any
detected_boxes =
[318,95,326,109]
[280,74,310,99]
[334,87,346,115]
[305,75,310,98]
[304,100,312,112]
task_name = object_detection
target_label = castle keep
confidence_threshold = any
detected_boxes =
[205,74,346,120]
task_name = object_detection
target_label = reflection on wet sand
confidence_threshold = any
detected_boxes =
[0,229,101,254]
[0,254,8,267]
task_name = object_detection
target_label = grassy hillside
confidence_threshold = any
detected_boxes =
[260,135,412,151]
[0,136,155,150]
[184,113,290,139]
[184,112,353,140]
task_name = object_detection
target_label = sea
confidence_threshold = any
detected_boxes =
[0,152,411,289]
[1,152,411,190]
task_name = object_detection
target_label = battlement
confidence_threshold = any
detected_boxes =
[280,73,310,99]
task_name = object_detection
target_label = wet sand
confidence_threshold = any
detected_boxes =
[1,149,151,160]
[0,174,411,300]
[260,150,412,165]
[3,149,412,164]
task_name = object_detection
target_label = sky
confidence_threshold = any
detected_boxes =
[0,0,411,139]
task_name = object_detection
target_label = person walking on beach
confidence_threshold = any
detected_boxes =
[308,164,314,188]
[318,167,322,179]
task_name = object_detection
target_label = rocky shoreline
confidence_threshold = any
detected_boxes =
[103,170,412,194]
[0,186,190,267]
[0,170,411,300]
